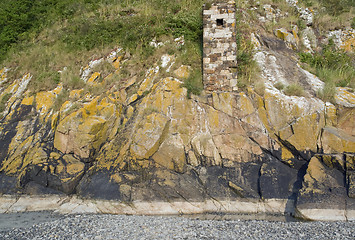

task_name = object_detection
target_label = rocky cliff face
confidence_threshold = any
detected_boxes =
[0,1,355,220]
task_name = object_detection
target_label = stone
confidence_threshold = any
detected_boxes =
[335,87,355,108]
[259,158,298,199]
[137,66,159,94]
[0,21,354,221]
[152,133,186,173]
[130,112,170,159]
[321,126,355,154]
[87,72,101,85]
[203,2,237,91]
[296,156,348,219]
[328,28,355,53]
[173,65,191,79]
[275,28,299,49]
[301,27,317,52]
[35,84,63,118]
[191,132,222,166]
[54,97,117,159]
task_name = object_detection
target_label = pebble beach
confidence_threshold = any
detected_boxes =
[1,213,355,240]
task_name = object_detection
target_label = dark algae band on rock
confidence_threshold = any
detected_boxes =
[0,0,355,221]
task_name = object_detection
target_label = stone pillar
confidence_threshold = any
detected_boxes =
[203,1,237,92]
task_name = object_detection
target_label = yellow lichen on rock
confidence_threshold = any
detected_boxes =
[126,106,134,119]
[87,72,101,85]
[112,89,127,103]
[340,30,355,52]
[1,74,31,115]
[263,91,299,131]
[174,65,191,79]
[1,135,34,174]
[325,103,337,126]
[301,157,327,194]
[212,92,234,116]
[275,28,299,49]
[50,152,61,160]
[127,94,138,105]
[21,96,34,106]
[307,157,326,182]
[335,87,355,107]
[301,156,343,195]
[69,89,84,99]
[191,132,222,166]
[207,106,219,130]
[321,126,355,153]
[137,67,159,94]
[337,109,355,136]
[35,84,63,117]
[256,94,273,134]
[53,96,118,158]
[281,146,294,161]
[130,112,170,159]
[112,56,122,69]
[63,155,85,175]
[152,134,186,173]
[283,112,325,152]
[0,68,6,82]
[25,147,48,166]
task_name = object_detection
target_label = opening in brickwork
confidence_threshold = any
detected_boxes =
[216,18,224,26]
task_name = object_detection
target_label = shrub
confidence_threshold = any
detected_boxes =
[61,18,123,51]
[235,2,261,92]
[317,82,336,103]
[284,83,305,96]
[299,42,355,90]
[165,11,202,42]
[0,0,97,62]
[0,93,12,112]
[182,69,203,99]
[319,0,353,16]
[274,82,285,90]
[52,89,69,111]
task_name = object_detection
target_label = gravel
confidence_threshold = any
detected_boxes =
[0,213,355,240]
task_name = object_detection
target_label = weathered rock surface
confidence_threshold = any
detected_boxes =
[0,31,354,221]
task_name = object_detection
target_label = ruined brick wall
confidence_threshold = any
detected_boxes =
[203,1,237,92]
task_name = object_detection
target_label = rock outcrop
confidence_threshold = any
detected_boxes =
[0,2,354,221]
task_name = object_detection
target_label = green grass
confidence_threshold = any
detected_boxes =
[0,0,98,62]
[274,82,285,90]
[299,41,355,101]
[284,83,305,97]
[0,93,12,112]
[299,0,354,16]
[235,1,262,93]
[182,68,203,98]
[299,42,355,85]
[1,0,204,94]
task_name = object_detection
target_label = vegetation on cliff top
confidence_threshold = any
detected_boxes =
[238,0,354,101]
[1,0,204,93]
[0,0,354,101]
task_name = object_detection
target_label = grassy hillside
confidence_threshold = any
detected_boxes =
[1,0,204,92]
[0,0,354,101]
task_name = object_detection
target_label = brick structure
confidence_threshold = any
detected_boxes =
[203,1,237,92]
